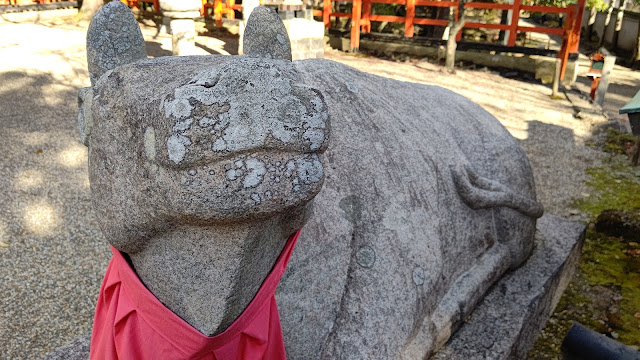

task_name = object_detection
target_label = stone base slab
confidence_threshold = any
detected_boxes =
[432,214,585,360]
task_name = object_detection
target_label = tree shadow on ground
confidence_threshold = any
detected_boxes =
[0,69,108,360]
[145,40,172,57]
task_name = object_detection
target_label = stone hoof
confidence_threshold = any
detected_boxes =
[243,6,292,61]
[452,165,543,218]
[86,1,147,85]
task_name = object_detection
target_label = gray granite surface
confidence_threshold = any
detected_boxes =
[432,214,585,360]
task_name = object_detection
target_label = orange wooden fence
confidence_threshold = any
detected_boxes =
[321,0,584,78]
[322,0,584,51]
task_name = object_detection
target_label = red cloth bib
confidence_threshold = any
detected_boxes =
[89,230,301,360]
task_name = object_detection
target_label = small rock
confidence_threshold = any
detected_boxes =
[0,241,9,248]
[611,331,619,339]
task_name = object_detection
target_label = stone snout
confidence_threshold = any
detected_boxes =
[85,57,330,253]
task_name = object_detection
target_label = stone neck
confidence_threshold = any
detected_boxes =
[127,210,307,336]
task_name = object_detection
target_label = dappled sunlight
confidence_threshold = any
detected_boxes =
[57,143,87,168]
[22,200,59,235]
[14,169,43,191]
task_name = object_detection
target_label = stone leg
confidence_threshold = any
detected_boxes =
[170,19,196,56]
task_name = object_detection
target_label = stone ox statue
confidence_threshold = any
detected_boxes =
[78,2,543,359]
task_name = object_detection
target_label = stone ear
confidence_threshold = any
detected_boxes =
[86,1,147,86]
[242,6,292,61]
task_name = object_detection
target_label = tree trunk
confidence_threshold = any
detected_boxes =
[612,0,629,49]
[631,27,640,69]
[598,3,614,48]
[78,0,106,21]
[585,6,596,40]
[445,4,466,74]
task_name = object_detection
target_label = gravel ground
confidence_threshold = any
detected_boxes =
[1,8,637,359]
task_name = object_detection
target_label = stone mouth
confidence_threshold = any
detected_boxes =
[159,147,325,171]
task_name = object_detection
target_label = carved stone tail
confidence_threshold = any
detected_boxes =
[242,6,292,61]
[86,1,147,85]
[452,165,544,218]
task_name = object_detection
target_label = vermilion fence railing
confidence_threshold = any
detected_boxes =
[322,0,584,50]
[321,0,584,78]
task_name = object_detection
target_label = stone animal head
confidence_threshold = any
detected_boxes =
[78,2,330,253]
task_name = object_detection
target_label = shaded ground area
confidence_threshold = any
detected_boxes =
[0,7,638,359]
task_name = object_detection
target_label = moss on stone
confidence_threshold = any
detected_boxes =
[529,155,640,359]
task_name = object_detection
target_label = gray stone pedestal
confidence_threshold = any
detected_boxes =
[432,214,586,360]
[159,0,201,55]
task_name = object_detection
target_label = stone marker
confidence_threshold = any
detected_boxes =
[159,0,202,55]
[58,5,584,359]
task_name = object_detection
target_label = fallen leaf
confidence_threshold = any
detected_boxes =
[35,149,42,154]
[0,241,9,248]
[634,312,640,318]
[629,242,639,247]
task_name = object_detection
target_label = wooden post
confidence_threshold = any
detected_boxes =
[362,0,371,33]
[405,0,415,37]
[351,0,362,51]
[323,0,331,28]
[558,5,577,82]
[507,0,521,46]
[552,58,561,98]
[455,0,462,42]
[571,0,586,52]
[594,56,616,107]
[225,0,235,19]
[214,0,223,27]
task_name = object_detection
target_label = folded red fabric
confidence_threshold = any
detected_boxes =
[90,230,301,360]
